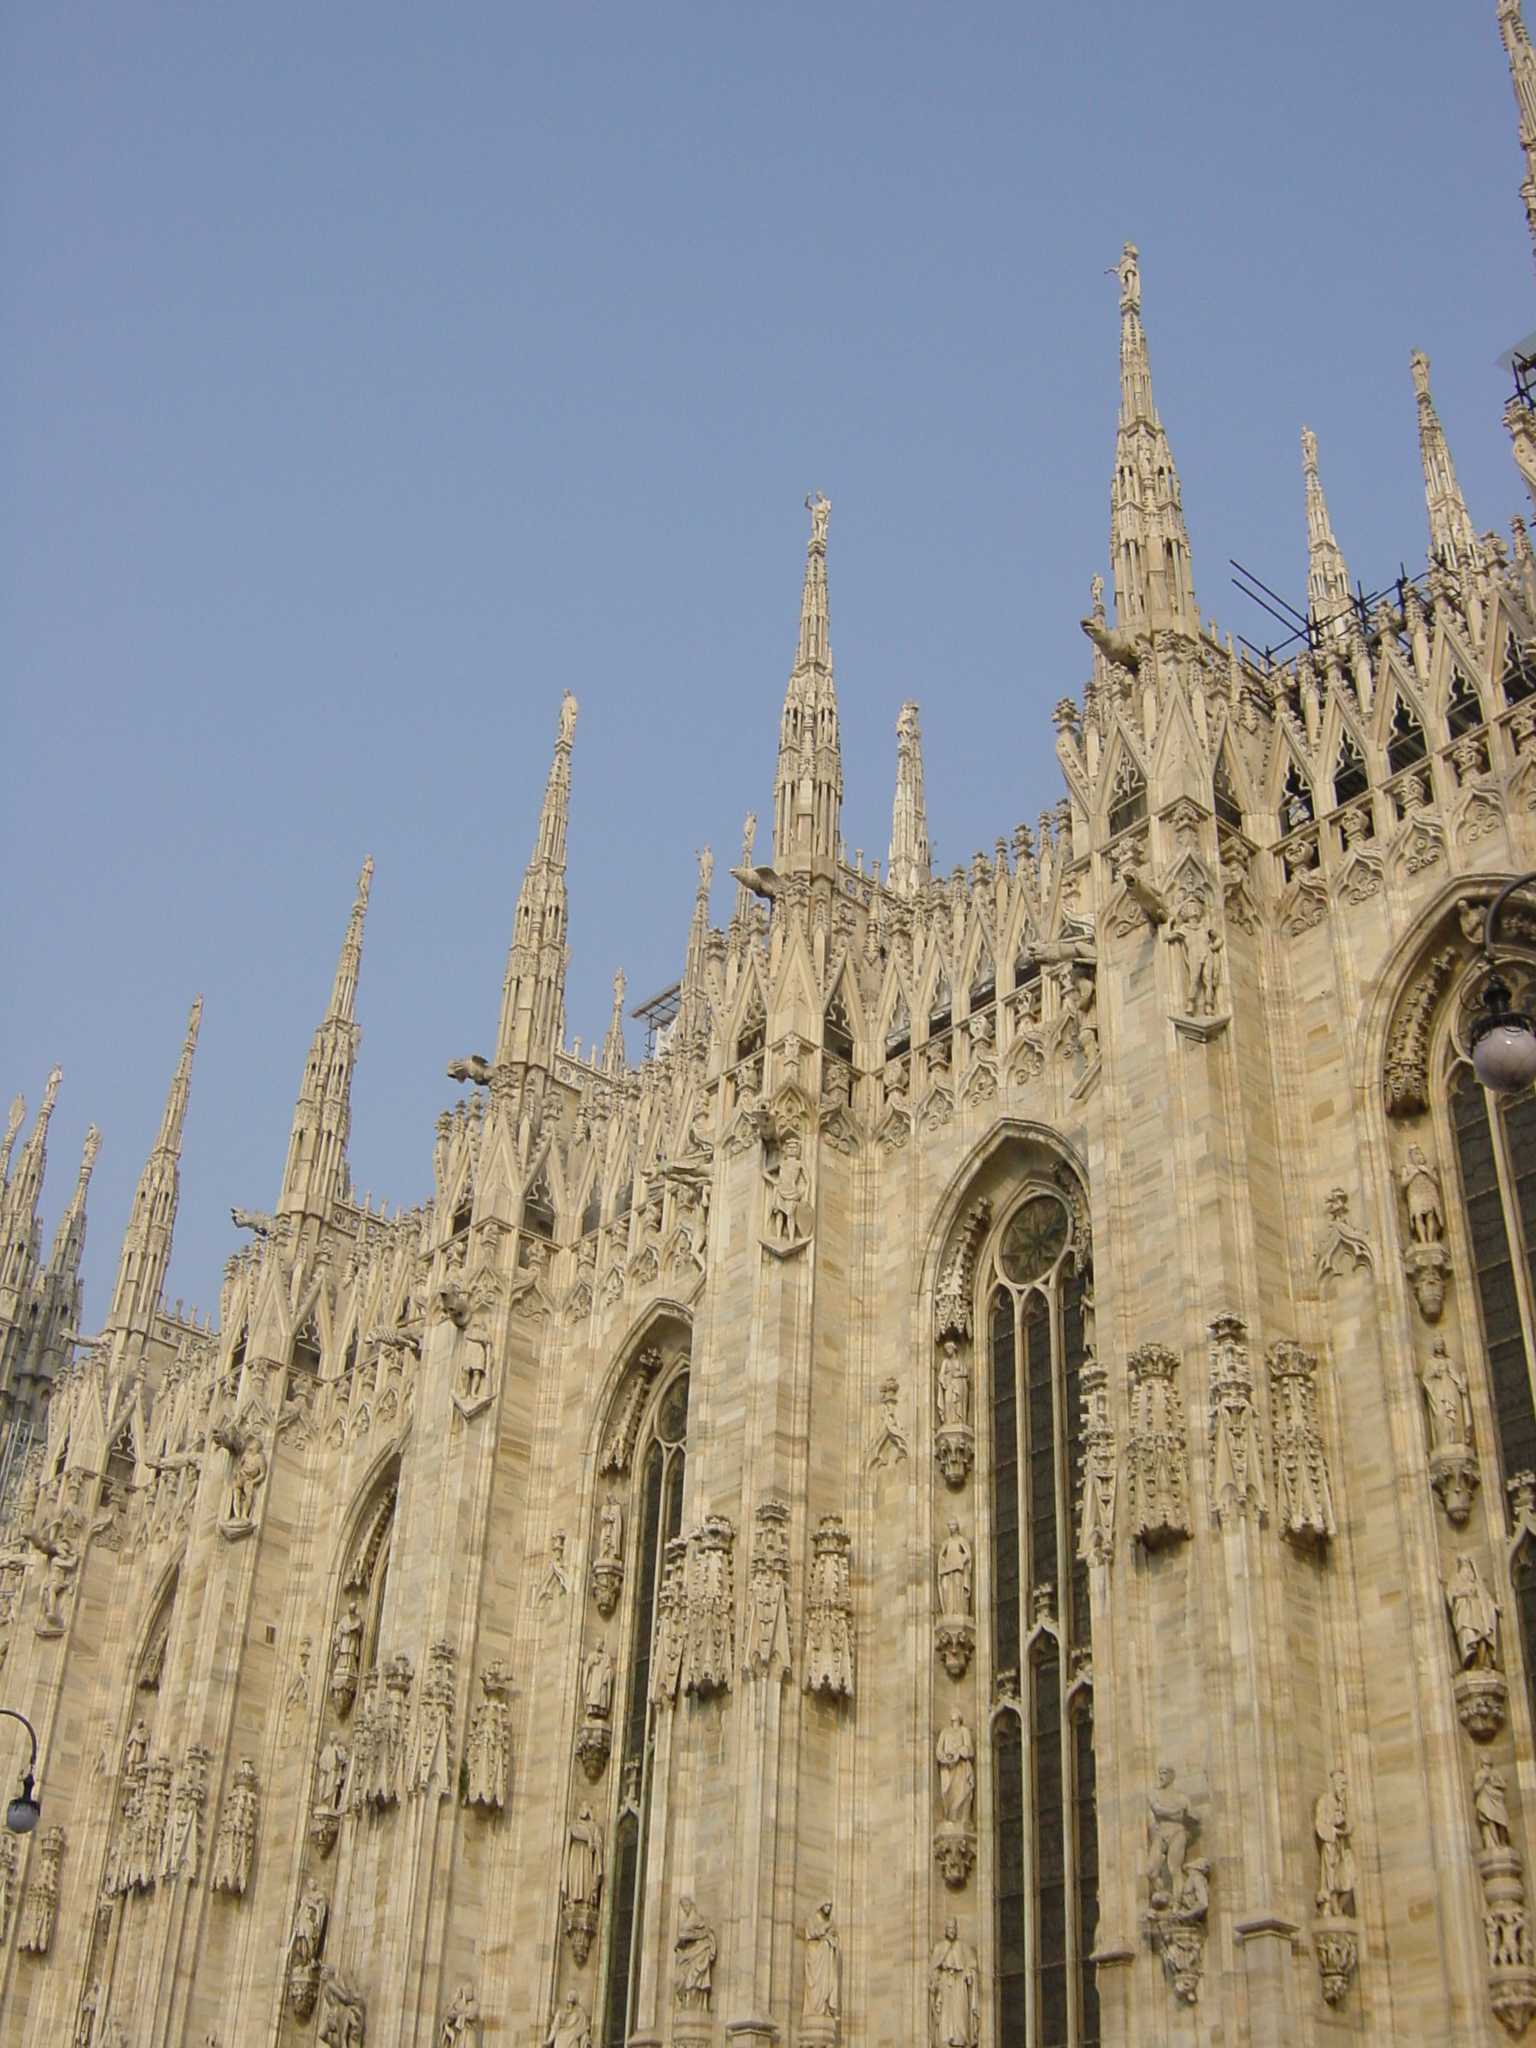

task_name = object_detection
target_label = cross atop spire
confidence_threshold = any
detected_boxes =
[773,496,842,875]
[495,693,578,1073]
[1411,350,1481,575]
[1301,428,1352,642]
[1107,244,1199,641]
[888,702,932,900]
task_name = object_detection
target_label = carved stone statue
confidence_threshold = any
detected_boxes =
[330,1600,364,1718]
[937,1341,969,1429]
[72,1981,99,2048]
[682,1516,735,1698]
[1147,1766,1197,1911]
[742,1499,792,1683]
[1314,1769,1357,1918]
[765,1133,812,1249]
[673,1895,717,2012]
[580,1643,613,1721]
[15,1824,64,1955]
[1447,1552,1500,1669]
[311,1734,348,1856]
[936,1711,976,1831]
[592,1498,624,1617]
[317,1965,366,2048]
[545,1994,591,2048]
[1420,1339,1480,1524]
[288,1876,330,2020]
[1171,895,1223,1016]
[1268,1341,1336,1548]
[802,1896,841,2037]
[1146,1768,1208,2002]
[928,1918,981,2048]
[562,1804,605,1964]
[1400,1143,1445,1244]
[937,1521,972,1618]
[439,1985,482,2048]
[1124,1345,1192,1548]
[1477,1761,1513,1852]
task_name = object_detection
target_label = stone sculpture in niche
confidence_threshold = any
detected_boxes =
[1169,888,1224,1018]
[934,1710,977,1887]
[591,1498,624,1617]
[15,1825,64,1956]
[210,1410,268,1538]
[562,1804,605,1964]
[311,1735,348,1855]
[545,1994,591,2048]
[928,1918,981,2048]
[1399,1142,1450,1322]
[682,1516,735,1698]
[1447,1553,1509,1741]
[162,1743,209,1882]
[463,1659,514,1812]
[1077,1356,1117,1566]
[1124,1345,1192,1549]
[801,1896,842,2045]
[369,1653,414,1809]
[649,1537,689,1706]
[1472,1762,1536,2035]
[742,1498,792,1683]
[329,1600,364,1718]
[803,1514,855,1701]
[32,1510,81,1636]
[935,1340,974,1488]
[1313,1768,1359,2006]
[867,1376,909,1468]
[410,1638,456,1797]
[575,1642,615,1780]
[210,1756,259,1897]
[672,1894,717,2042]
[1267,1341,1336,1547]
[1420,1339,1480,1524]
[439,1985,482,2048]
[287,1876,330,2020]
[343,1672,379,1814]
[763,1131,813,1254]
[934,1520,975,1679]
[318,1966,367,2048]
[1145,1767,1207,2005]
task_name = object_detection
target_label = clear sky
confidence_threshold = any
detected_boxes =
[3,3,1532,1329]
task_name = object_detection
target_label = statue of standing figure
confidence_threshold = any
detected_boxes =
[928,1919,980,2048]
[937,1522,972,1619]
[802,1896,841,2024]
[1446,1553,1499,1670]
[1400,1144,1445,1246]
[1314,1769,1357,1918]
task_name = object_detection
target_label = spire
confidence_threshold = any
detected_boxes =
[1411,350,1481,574]
[46,1125,99,1286]
[0,1097,24,1201]
[1107,244,1199,639]
[1501,0,1536,269]
[1301,428,1352,642]
[888,701,932,900]
[601,971,627,1078]
[329,857,373,1023]
[279,861,376,1221]
[109,1005,199,1338]
[676,850,714,1052]
[495,693,577,1073]
[0,1067,59,1299]
[773,495,842,875]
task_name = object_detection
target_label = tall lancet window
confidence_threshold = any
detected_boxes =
[988,1189,1098,2048]
[1449,1063,1536,1726]
[601,1367,689,2048]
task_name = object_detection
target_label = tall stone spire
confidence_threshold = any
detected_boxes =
[495,693,577,1074]
[888,701,932,900]
[1411,350,1481,574]
[0,1097,24,1205]
[1501,0,1536,268]
[1302,428,1353,642]
[279,858,374,1221]
[1107,244,1199,639]
[22,1126,99,1377]
[0,1067,59,1304]
[601,971,627,1078]
[109,1001,200,1339]
[676,850,714,1052]
[773,495,842,875]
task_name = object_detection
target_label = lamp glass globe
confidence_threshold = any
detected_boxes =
[1473,1020,1536,1094]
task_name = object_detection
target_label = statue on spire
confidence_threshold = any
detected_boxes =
[805,493,831,549]
[1115,242,1141,314]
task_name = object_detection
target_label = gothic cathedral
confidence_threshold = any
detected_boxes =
[16,13,1536,2048]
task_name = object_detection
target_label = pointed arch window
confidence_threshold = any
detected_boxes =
[1445,665,1485,740]
[1449,1064,1536,1734]
[1279,757,1314,836]
[601,1367,690,2048]
[989,1190,1099,2048]
[885,991,912,1064]
[1106,754,1147,840]
[1212,749,1244,833]
[824,987,855,1068]
[1503,638,1536,707]
[1331,730,1369,810]
[523,1169,557,1243]
[1387,695,1428,776]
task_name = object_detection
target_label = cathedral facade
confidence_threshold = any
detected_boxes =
[15,15,1536,2048]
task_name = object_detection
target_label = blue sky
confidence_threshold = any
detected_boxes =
[3,3,1532,1327]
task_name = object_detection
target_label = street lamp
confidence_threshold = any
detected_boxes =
[0,1711,40,1835]
[1471,873,1536,1094]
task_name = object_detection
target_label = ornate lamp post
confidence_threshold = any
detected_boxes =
[0,1710,40,1835]
[1472,873,1536,1094]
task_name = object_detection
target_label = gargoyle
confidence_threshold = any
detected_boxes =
[446,1055,493,1087]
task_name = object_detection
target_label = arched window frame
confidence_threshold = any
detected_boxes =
[978,1181,1099,2048]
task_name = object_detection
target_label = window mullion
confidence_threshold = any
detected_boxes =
[1486,1087,1536,1489]
[1015,1287,1037,2048]
[1049,1274,1080,2048]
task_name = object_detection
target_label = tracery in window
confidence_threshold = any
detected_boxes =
[989,1188,1099,2048]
